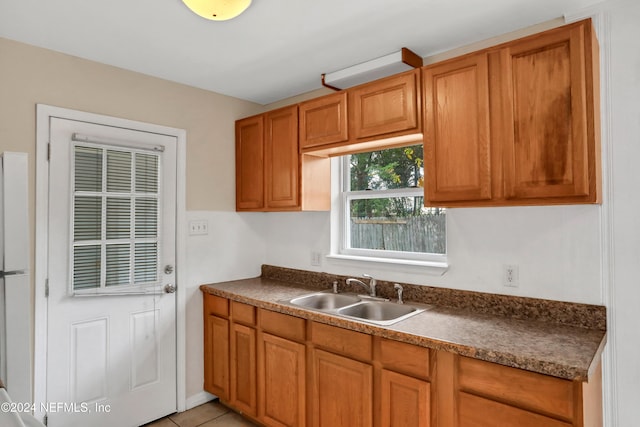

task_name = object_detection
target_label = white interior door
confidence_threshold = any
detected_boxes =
[46,117,177,427]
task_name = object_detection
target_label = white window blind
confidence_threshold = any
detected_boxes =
[71,144,160,294]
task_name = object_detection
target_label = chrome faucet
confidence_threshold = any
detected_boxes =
[346,274,377,297]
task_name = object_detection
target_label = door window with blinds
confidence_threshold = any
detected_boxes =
[71,143,161,295]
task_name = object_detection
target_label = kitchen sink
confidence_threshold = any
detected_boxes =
[337,301,424,326]
[289,292,361,310]
[285,291,426,326]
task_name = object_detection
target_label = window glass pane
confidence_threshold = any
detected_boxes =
[71,144,163,292]
[135,198,158,238]
[134,242,158,284]
[135,153,159,193]
[107,150,132,192]
[73,245,101,290]
[349,197,446,254]
[349,145,423,191]
[106,244,131,286]
[74,196,102,241]
[74,146,102,192]
[106,197,131,239]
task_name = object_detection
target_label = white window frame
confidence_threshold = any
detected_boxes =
[69,142,163,296]
[333,154,448,267]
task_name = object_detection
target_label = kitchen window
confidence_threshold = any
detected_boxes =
[336,144,446,265]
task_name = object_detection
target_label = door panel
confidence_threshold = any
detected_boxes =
[70,318,108,403]
[130,309,160,390]
[46,118,177,427]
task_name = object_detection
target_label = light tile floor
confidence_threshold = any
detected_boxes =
[142,400,259,427]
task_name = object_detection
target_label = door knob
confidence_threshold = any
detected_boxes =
[164,284,176,294]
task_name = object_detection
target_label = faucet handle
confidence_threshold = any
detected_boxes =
[332,281,339,294]
[394,283,404,304]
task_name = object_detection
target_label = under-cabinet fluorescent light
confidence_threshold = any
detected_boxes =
[322,47,423,90]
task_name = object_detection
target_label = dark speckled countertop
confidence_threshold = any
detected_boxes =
[200,267,606,382]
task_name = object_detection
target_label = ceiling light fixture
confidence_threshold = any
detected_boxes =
[321,47,423,91]
[181,0,252,21]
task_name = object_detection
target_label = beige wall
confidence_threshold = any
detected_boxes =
[0,37,264,401]
[0,37,261,214]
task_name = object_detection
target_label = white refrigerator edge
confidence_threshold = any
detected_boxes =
[0,151,32,405]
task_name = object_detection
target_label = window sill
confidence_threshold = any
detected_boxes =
[326,253,449,276]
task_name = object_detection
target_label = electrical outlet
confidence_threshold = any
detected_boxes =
[503,264,519,287]
[189,220,209,236]
[310,251,322,266]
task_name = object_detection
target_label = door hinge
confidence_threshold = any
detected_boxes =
[47,142,51,161]
[45,279,49,298]
[43,413,48,426]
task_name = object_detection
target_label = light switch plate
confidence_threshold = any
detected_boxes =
[189,220,209,236]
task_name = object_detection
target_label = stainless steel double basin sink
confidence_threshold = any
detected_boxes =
[284,291,426,326]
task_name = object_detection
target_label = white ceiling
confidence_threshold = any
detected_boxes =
[0,0,602,105]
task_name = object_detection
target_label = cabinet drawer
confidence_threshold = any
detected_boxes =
[310,322,371,361]
[259,309,306,342]
[379,338,430,380]
[458,356,574,420]
[231,301,256,325]
[204,293,229,318]
[458,392,571,427]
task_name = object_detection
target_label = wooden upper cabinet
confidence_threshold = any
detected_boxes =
[349,69,421,140]
[299,92,348,150]
[236,106,330,212]
[499,20,599,203]
[236,115,264,210]
[265,106,300,209]
[423,19,600,207]
[423,52,492,204]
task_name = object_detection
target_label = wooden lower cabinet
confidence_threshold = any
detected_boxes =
[259,333,306,427]
[203,293,230,399]
[203,315,229,399]
[311,348,373,427]
[230,322,257,416]
[440,352,603,427]
[202,295,601,427]
[380,369,430,427]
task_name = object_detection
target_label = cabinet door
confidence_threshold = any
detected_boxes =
[204,315,229,400]
[311,348,372,427]
[259,333,306,427]
[236,115,264,210]
[423,53,492,203]
[500,22,595,201]
[265,106,300,209]
[380,369,430,427]
[299,92,348,150]
[349,69,420,140]
[230,323,257,415]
